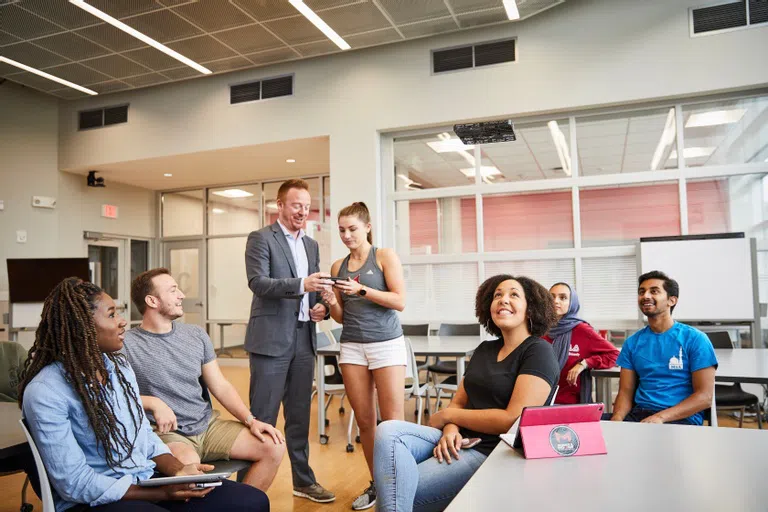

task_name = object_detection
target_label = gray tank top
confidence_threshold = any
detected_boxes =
[338,246,403,343]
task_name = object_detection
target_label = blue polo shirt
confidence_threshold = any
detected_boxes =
[616,322,718,425]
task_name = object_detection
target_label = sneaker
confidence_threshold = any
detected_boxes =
[351,481,376,510]
[293,483,336,503]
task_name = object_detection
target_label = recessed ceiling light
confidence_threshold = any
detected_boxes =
[460,166,502,178]
[69,0,211,75]
[0,56,97,95]
[164,173,173,177]
[211,208,226,214]
[685,109,746,128]
[427,139,475,153]
[288,0,351,50]
[668,147,716,159]
[212,189,254,198]
[286,159,296,163]
[503,0,520,20]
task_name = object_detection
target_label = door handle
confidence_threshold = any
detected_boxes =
[195,302,204,307]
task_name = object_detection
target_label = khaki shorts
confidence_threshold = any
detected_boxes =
[154,410,246,462]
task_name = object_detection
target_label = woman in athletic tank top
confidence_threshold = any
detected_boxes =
[321,202,406,511]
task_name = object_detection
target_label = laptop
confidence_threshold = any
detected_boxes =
[500,403,606,459]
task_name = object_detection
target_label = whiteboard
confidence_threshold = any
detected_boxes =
[639,237,754,321]
[10,302,45,329]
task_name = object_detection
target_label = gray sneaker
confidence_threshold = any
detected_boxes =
[352,481,376,510]
[293,483,336,503]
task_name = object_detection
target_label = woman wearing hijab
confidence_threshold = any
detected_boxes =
[544,283,619,404]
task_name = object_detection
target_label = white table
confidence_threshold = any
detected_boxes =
[593,348,768,412]
[315,335,481,443]
[447,421,768,511]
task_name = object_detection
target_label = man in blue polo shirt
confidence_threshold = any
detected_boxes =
[610,270,717,425]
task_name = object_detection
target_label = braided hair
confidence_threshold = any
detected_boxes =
[18,277,144,470]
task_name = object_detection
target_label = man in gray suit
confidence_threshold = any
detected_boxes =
[245,178,335,503]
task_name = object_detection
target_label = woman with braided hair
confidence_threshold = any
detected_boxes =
[18,277,269,512]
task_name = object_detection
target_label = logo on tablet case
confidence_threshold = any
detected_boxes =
[549,425,579,456]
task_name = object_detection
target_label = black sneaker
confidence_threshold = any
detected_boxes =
[351,480,376,510]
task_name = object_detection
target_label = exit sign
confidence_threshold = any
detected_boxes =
[101,204,118,219]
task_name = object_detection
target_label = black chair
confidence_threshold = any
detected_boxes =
[428,324,480,409]
[402,324,430,367]
[706,332,763,428]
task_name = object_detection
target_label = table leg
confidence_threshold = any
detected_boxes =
[317,354,327,443]
[602,377,612,413]
[595,375,604,405]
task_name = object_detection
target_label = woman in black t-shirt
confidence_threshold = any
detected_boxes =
[373,275,560,512]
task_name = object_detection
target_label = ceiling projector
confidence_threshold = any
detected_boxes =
[454,119,516,145]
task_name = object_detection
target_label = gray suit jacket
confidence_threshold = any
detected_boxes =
[244,222,321,356]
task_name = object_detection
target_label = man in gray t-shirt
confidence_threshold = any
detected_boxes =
[124,268,286,491]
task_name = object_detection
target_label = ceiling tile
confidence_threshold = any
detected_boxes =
[49,87,91,100]
[0,60,20,75]
[89,80,132,94]
[0,4,62,39]
[318,2,392,36]
[160,66,199,80]
[294,40,338,58]
[83,54,151,79]
[7,71,63,92]
[345,27,402,47]
[245,47,299,65]
[305,0,361,9]
[0,29,20,46]
[0,42,69,68]
[204,56,252,73]
[449,0,503,15]
[34,32,112,61]
[87,0,164,19]
[167,35,238,63]
[76,23,147,52]
[123,46,187,71]
[232,0,299,22]
[457,8,508,27]
[264,16,326,45]
[44,63,111,86]
[215,25,284,54]
[122,72,170,88]
[376,0,451,24]
[157,0,195,5]
[399,17,459,38]
[172,1,254,32]
[122,9,203,43]
[19,0,100,30]
[519,0,561,19]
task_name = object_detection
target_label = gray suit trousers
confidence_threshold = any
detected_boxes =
[248,322,316,488]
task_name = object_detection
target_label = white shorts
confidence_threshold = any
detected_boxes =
[339,336,407,370]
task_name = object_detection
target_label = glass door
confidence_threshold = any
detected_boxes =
[88,240,127,317]
[164,240,204,326]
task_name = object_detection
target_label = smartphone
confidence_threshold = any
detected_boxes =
[194,482,223,489]
[328,277,349,282]
[461,438,482,449]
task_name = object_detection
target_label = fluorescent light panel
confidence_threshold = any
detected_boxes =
[685,109,746,128]
[0,56,98,95]
[288,0,351,50]
[212,189,253,198]
[650,108,676,171]
[69,0,211,75]
[668,147,715,159]
[211,208,226,214]
[427,139,475,153]
[460,166,501,178]
[503,0,521,20]
[547,120,572,176]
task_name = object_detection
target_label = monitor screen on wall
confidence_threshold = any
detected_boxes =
[7,258,90,303]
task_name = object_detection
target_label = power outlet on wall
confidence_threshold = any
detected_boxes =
[16,230,27,243]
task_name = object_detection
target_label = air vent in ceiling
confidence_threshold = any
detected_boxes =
[432,38,516,74]
[78,104,128,130]
[691,1,766,35]
[230,74,294,104]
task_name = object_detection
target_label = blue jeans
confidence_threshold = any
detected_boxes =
[374,420,487,512]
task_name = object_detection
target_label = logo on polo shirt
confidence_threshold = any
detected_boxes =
[669,347,683,370]
[549,425,579,456]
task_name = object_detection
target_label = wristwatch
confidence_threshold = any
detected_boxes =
[358,286,367,297]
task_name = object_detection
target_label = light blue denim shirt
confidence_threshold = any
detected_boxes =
[22,355,170,511]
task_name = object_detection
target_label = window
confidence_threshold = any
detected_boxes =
[484,259,575,290]
[208,185,261,236]
[682,96,768,167]
[483,190,573,251]
[208,237,250,320]
[580,182,680,247]
[688,173,768,239]
[576,108,678,176]
[394,131,478,190]
[162,190,203,237]
[401,263,479,323]
[396,197,477,255]
[581,256,638,323]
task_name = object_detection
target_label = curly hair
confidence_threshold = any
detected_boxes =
[18,277,144,470]
[475,274,558,339]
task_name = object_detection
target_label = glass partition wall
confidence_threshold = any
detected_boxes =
[160,176,330,354]
[386,90,768,345]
